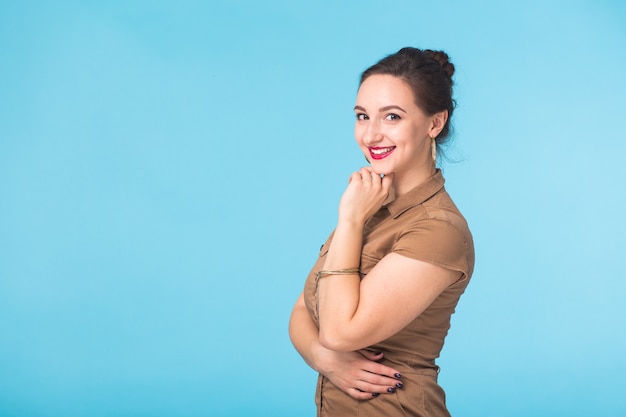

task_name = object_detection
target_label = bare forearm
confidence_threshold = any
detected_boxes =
[317,219,364,350]
[289,296,324,372]
[290,293,404,400]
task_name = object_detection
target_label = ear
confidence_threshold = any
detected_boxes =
[428,110,448,138]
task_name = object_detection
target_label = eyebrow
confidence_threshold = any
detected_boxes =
[353,105,407,113]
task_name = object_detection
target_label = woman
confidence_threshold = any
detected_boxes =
[289,47,475,417]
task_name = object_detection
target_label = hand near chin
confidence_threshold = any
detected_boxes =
[315,348,403,400]
[339,167,393,224]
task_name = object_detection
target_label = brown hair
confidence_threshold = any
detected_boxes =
[360,47,456,144]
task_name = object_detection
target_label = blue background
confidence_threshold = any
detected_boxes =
[1,1,625,416]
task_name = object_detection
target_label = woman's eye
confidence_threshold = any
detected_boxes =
[385,113,401,121]
[356,113,368,121]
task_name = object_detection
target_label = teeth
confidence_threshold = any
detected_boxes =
[371,147,394,155]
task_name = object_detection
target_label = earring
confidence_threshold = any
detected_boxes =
[431,137,437,164]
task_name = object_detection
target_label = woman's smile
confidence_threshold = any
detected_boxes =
[369,146,396,160]
[354,74,441,194]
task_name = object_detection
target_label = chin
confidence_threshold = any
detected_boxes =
[370,166,393,176]
[364,153,393,176]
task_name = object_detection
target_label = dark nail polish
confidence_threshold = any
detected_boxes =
[372,392,379,398]
[394,373,402,379]
[387,387,396,393]
[396,382,403,389]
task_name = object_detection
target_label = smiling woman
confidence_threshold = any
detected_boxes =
[354,74,446,195]
[289,47,474,417]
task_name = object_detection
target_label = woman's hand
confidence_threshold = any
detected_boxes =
[339,167,393,225]
[289,294,401,400]
[312,345,403,400]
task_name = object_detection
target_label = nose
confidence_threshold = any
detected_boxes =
[362,120,383,146]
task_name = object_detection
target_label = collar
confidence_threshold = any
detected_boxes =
[384,169,445,218]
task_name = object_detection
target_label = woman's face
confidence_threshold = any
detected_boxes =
[354,74,444,181]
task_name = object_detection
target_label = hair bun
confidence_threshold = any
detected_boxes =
[424,49,455,81]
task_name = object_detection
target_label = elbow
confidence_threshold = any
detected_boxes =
[319,328,357,352]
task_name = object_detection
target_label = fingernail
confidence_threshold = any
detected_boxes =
[372,393,379,398]
[374,351,382,355]
[394,373,402,379]
[395,382,403,389]
[387,387,396,393]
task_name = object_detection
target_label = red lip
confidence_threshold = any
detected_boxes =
[369,146,396,160]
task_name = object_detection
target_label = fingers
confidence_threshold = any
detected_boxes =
[340,167,391,224]
[359,368,402,387]
[381,172,393,192]
[349,167,394,185]
[356,350,403,386]
[345,371,404,400]
[359,350,384,361]
[348,170,363,183]
[321,349,403,401]
[359,167,373,180]
[351,351,403,398]
[350,167,383,188]
[347,387,379,401]
[359,167,379,183]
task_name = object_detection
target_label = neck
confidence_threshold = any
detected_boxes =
[392,164,436,197]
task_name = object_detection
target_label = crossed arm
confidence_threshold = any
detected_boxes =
[288,167,459,399]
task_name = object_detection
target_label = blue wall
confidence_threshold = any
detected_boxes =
[1,1,625,416]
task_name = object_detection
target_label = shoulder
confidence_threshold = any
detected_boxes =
[393,188,475,279]
[423,188,470,230]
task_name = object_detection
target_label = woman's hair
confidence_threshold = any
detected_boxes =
[360,47,456,144]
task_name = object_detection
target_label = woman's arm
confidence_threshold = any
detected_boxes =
[317,168,460,352]
[289,292,403,399]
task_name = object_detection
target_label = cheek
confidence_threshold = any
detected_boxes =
[354,125,365,145]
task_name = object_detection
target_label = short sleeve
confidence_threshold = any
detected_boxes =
[392,219,473,281]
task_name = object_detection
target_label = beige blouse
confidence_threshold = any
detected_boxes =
[302,170,475,417]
